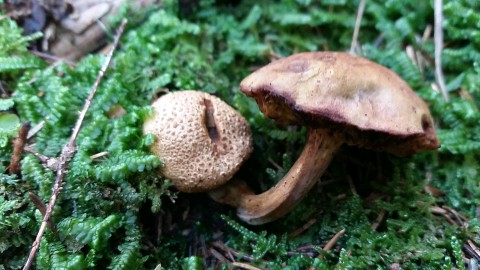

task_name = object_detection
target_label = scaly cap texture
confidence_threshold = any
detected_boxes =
[143,90,253,192]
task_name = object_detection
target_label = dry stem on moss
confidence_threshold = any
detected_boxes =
[350,0,366,54]
[9,122,30,175]
[22,19,128,270]
[434,0,449,102]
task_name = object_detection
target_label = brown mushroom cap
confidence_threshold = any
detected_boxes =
[143,90,253,193]
[240,52,440,156]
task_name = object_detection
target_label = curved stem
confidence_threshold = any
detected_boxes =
[209,177,255,207]
[209,128,343,225]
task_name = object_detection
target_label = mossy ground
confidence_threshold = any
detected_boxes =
[0,0,479,269]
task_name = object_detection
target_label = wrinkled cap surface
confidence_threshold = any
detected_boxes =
[240,52,440,156]
[143,91,253,192]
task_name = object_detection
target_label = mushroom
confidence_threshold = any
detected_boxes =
[143,90,253,193]
[211,52,440,225]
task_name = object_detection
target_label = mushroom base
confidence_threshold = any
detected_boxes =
[209,127,343,225]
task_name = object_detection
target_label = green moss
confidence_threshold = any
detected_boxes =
[0,0,479,269]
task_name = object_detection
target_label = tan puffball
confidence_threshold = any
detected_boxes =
[143,90,253,193]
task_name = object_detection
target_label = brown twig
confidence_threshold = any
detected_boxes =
[289,218,317,238]
[463,246,480,262]
[24,145,58,170]
[231,262,263,270]
[422,24,433,42]
[371,209,386,231]
[22,19,127,270]
[0,81,10,98]
[89,151,109,160]
[323,228,346,252]
[467,240,480,259]
[317,229,347,263]
[28,192,47,217]
[268,157,283,171]
[28,192,55,231]
[434,0,449,101]
[443,206,469,227]
[370,195,390,230]
[429,205,447,215]
[288,244,321,257]
[424,184,445,197]
[413,24,433,76]
[9,122,30,175]
[335,193,347,201]
[30,50,76,67]
[209,247,230,264]
[26,120,46,140]
[346,174,357,196]
[406,45,420,71]
[211,241,258,262]
[462,244,480,260]
[350,0,366,54]
[430,205,456,224]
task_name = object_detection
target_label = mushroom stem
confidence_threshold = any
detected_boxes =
[209,128,343,225]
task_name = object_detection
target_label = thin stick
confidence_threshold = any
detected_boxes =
[430,205,447,215]
[323,229,346,252]
[9,122,30,175]
[89,151,109,160]
[211,241,258,262]
[30,50,76,67]
[28,192,55,231]
[371,209,386,230]
[22,19,127,270]
[231,262,263,270]
[346,174,357,196]
[430,206,457,225]
[434,0,449,102]
[467,240,480,259]
[0,81,10,98]
[27,120,46,140]
[268,157,283,171]
[23,145,58,170]
[209,247,230,264]
[289,218,317,238]
[350,0,366,54]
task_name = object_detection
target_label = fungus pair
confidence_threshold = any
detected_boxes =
[143,52,440,225]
